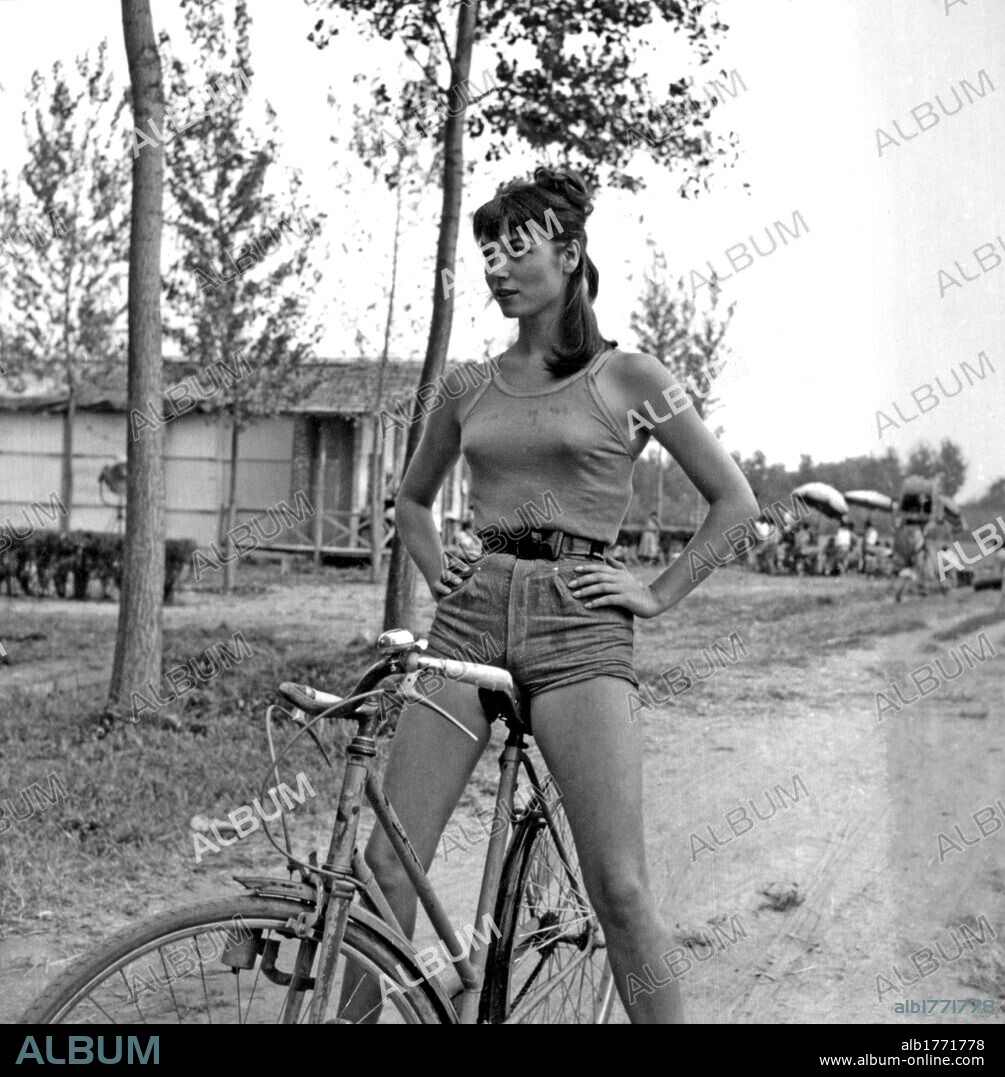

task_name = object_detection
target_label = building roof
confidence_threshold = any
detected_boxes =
[0,359,464,417]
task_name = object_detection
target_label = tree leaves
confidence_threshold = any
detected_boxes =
[309,0,733,194]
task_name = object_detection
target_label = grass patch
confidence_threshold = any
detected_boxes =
[0,623,390,927]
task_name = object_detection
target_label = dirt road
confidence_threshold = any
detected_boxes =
[2,570,1002,1024]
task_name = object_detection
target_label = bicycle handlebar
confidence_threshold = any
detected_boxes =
[402,652,514,695]
[278,682,345,714]
[277,645,515,724]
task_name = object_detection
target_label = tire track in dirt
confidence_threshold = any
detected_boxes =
[639,587,1003,1024]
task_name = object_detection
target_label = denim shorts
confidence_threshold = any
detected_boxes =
[425,551,638,700]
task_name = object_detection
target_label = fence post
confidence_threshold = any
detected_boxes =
[312,423,326,565]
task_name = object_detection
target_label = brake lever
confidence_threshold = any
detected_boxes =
[399,670,479,742]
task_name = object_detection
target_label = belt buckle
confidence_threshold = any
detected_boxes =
[531,530,562,560]
[515,535,539,560]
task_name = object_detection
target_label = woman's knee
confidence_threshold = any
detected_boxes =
[586,868,653,928]
[363,830,411,891]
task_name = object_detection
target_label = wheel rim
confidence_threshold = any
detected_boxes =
[499,788,611,1023]
[42,915,431,1025]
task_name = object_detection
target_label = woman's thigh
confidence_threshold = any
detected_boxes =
[368,678,492,871]
[528,677,651,894]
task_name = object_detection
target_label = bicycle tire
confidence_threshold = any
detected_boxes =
[20,896,448,1025]
[481,779,614,1023]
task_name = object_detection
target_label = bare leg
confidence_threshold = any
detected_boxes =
[529,676,684,1023]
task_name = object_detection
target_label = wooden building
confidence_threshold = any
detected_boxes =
[0,360,470,561]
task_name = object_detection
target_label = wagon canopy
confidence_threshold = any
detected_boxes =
[844,489,894,512]
[791,483,849,520]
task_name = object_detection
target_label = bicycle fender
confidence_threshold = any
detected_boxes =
[233,876,316,903]
[232,875,459,1022]
[345,905,461,1022]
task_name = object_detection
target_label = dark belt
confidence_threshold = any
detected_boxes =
[476,528,608,561]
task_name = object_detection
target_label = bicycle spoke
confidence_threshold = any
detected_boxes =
[489,782,611,1024]
[118,967,147,1024]
[243,946,266,1024]
[158,949,182,1021]
[27,907,440,1026]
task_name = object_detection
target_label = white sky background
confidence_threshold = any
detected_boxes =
[0,0,1002,500]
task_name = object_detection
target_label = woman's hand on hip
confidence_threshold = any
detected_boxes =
[567,557,664,618]
[432,550,478,600]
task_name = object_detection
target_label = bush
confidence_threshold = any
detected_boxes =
[0,532,197,602]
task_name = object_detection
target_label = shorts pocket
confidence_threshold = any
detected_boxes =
[553,566,584,603]
[437,564,480,605]
[553,563,633,621]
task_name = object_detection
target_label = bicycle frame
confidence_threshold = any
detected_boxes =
[284,683,594,1023]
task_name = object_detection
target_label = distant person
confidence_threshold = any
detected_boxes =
[639,511,661,565]
[780,521,797,571]
[863,518,878,573]
[793,521,812,575]
[846,521,860,573]
[755,517,780,574]
[832,519,852,574]
[895,522,929,601]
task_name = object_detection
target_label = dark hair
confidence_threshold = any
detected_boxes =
[472,166,616,377]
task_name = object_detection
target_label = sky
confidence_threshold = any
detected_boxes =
[0,0,1002,501]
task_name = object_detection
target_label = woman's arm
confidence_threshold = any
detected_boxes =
[393,371,477,600]
[572,351,760,617]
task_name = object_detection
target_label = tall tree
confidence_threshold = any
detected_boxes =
[936,438,967,499]
[630,243,736,422]
[630,244,735,519]
[347,103,438,582]
[0,43,128,531]
[309,0,734,630]
[161,0,325,590]
[906,439,966,498]
[108,0,166,713]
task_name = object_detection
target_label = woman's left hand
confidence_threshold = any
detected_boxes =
[567,557,664,618]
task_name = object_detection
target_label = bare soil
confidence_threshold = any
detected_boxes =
[1,564,1003,1025]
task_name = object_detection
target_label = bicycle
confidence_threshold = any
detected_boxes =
[20,629,616,1024]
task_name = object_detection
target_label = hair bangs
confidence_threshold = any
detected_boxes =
[473,189,550,246]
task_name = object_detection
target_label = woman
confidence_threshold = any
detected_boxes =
[362,166,759,1023]
[638,511,662,565]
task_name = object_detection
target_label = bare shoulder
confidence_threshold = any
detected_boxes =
[609,349,673,388]
[597,348,679,407]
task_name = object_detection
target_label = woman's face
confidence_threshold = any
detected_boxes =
[478,227,580,319]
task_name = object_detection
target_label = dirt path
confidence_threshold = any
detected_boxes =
[3,573,1003,1025]
[636,587,1004,1026]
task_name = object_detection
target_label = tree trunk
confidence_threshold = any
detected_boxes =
[382,1,477,631]
[61,391,74,534]
[108,0,165,713]
[224,418,240,592]
[370,173,404,583]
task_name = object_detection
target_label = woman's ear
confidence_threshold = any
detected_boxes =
[560,239,582,276]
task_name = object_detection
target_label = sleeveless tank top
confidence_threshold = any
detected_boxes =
[459,347,637,545]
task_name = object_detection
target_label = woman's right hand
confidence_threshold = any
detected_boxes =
[432,550,478,601]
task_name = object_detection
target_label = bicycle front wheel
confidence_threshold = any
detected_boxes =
[482,777,615,1023]
[20,897,448,1024]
